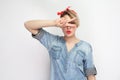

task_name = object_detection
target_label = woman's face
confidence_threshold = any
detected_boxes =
[61,15,77,37]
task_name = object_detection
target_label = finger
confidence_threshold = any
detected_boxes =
[60,19,67,25]
[68,17,77,23]
[65,22,76,27]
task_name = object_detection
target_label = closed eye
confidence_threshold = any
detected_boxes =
[68,21,75,24]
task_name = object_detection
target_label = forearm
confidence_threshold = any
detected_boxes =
[87,75,96,80]
[24,18,68,34]
[24,20,56,30]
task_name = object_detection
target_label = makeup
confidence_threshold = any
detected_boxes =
[66,30,71,34]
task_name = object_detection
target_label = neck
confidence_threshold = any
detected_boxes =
[64,35,79,43]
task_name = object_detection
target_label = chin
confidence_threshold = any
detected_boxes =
[65,34,74,37]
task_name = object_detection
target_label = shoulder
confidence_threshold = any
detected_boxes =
[51,36,64,45]
[81,40,92,48]
[78,40,93,54]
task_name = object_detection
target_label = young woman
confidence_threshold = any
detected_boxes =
[24,7,97,80]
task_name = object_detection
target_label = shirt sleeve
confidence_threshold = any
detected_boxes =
[32,28,58,50]
[83,44,97,76]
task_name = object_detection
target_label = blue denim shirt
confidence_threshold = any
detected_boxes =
[32,28,97,80]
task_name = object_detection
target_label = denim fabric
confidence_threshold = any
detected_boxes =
[32,28,97,80]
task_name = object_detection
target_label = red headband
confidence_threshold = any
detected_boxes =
[57,6,76,16]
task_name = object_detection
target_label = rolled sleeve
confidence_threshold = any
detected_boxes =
[32,28,44,40]
[32,28,58,50]
[84,67,97,76]
[83,44,97,76]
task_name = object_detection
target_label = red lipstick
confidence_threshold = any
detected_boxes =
[66,30,71,34]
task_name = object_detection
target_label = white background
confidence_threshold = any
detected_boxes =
[0,0,120,80]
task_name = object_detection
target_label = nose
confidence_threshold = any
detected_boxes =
[66,26,71,29]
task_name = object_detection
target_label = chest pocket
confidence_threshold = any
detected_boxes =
[74,50,85,66]
[49,45,61,60]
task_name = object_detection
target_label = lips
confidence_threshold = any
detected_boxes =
[66,30,71,34]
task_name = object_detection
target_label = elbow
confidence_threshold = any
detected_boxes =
[24,21,38,34]
[24,21,29,29]
[24,21,32,31]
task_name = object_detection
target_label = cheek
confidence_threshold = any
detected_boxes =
[61,27,77,33]
[72,28,77,33]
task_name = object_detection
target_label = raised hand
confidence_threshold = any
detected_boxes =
[55,17,77,28]
[54,18,67,28]
[63,17,77,28]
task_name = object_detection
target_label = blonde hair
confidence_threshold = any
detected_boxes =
[60,9,80,27]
